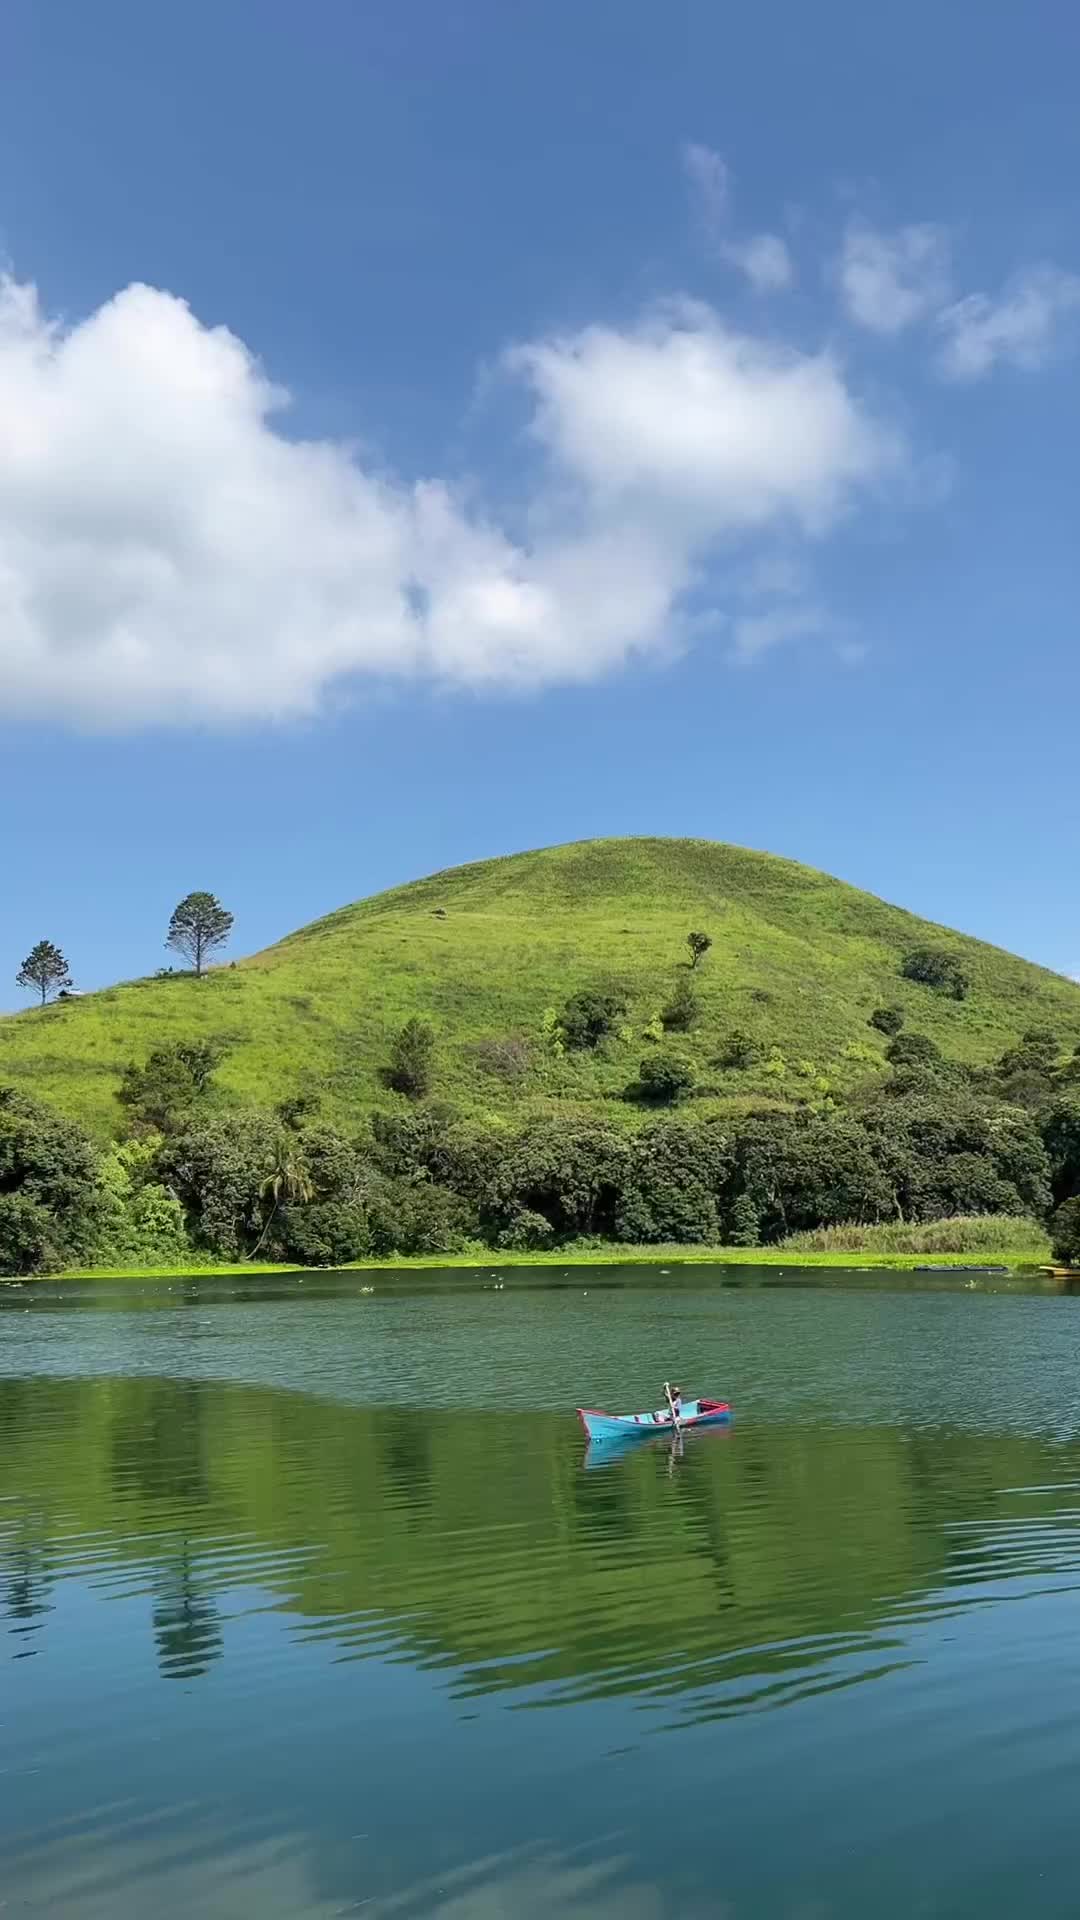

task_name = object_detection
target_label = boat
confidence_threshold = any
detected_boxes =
[577,1397,731,1444]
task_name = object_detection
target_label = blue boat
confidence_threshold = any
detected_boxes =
[577,1397,731,1444]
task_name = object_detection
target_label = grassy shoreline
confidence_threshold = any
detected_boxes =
[29,1241,1051,1282]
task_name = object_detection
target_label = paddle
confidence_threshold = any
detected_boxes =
[663,1380,682,1436]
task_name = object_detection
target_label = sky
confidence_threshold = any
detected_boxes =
[1,0,1078,1004]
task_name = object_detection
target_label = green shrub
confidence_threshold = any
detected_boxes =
[560,986,628,1050]
[635,1050,695,1105]
[384,1019,436,1098]
[870,1006,905,1036]
[901,947,971,1001]
[539,1008,565,1058]
[717,1029,761,1070]
[661,975,698,1033]
[497,1208,555,1251]
[843,1042,881,1066]
[886,1032,942,1068]
[998,1027,1061,1076]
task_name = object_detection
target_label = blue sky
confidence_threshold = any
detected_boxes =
[1,0,1078,1004]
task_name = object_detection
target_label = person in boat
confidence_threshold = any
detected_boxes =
[661,1382,683,1423]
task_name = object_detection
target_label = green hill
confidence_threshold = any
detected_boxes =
[3,836,1078,1137]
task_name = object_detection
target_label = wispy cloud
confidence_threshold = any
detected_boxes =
[839,219,952,334]
[682,142,731,242]
[936,265,1080,380]
[730,603,828,664]
[683,144,794,293]
[724,232,794,293]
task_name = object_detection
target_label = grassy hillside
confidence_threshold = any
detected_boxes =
[3,836,1078,1138]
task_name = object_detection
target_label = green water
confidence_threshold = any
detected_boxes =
[5,1268,1080,1916]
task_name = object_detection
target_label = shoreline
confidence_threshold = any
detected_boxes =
[20,1242,1053,1282]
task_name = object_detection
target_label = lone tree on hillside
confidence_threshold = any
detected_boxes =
[166,892,234,976]
[900,945,970,1002]
[869,1006,906,1037]
[560,986,628,1051]
[686,930,712,970]
[385,1018,436,1098]
[635,1048,695,1105]
[16,940,72,1007]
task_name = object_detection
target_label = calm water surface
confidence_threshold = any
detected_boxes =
[5,1267,1080,1917]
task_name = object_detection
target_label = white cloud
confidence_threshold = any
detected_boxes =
[840,219,951,334]
[513,308,897,535]
[0,271,903,728]
[724,232,795,293]
[936,265,1080,380]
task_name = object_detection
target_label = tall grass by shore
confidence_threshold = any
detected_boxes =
[34,1214,1051,1281]
[779,1214,1050,1256]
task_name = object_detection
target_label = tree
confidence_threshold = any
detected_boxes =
[560,987,627,1051]
[635,1049,695,1105]
[615,1119,730,1244]
[94,1138,189,1265]
[1041,1097,1080,1208]
[869,1006,905,1037]
[493,1117,631,1240]
[249,1140,316,1258]
[16,941,72,1007]
[118,1040,228,1135]
[366,1178,473,1257]
[0,1087,102,1273]
[661,975,698,1033]
[166,892,234,976]
[858,1085,1049,1222]
[1051,1197,1080,1265]
[900,946,971,1001]
[999,1026,1061,1076]
[384,1019,436,1098]
[270,1123,378,1265]
[886,1032,942,1069]
[726,1192,760,1247]
[686,931,712,970]
[734,1112,893,1242]
[160,1111,285,1257]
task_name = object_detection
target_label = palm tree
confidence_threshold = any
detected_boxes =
[247,1138,315,1259]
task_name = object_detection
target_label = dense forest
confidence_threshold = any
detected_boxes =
[4,1000,1080,1274]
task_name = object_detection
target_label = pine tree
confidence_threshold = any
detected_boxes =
[16,940,72,1006]
[166,892,234,976]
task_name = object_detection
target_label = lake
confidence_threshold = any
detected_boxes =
[5,1266,1080,1917]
